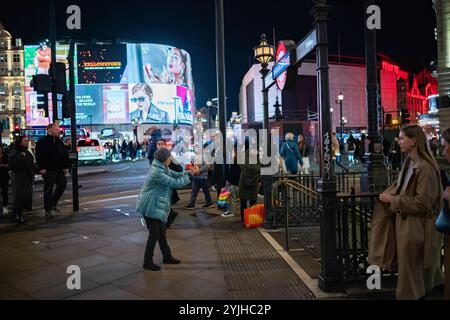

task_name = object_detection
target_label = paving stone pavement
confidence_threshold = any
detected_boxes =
[0,191,314,300]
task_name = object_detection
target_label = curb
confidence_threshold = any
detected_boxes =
[33,170,108,185]
[258,228,346,300]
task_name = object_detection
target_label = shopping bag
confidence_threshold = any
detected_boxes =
[217,186,231,209]
[244,204,265,228]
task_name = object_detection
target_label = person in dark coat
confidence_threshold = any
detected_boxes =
[35,123,70,220]
[280,133,303,174]
[239,141,261,224]
[121,140,128,160]
[147,127,162,165]
[0,145,10,215]
[8,136,35,224]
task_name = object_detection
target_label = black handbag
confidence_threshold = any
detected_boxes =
[436,200,450,234]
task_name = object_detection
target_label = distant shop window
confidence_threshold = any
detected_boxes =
[0,54,6,63]
[0,83,6,95]
[13,83,21,95]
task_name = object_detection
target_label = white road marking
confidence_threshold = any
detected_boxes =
[111,165,132,173]
[81,195,138,205]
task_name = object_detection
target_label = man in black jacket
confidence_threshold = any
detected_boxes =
[36,123,70,220]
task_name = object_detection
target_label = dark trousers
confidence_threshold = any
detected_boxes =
[43,170,67,212]
[143,217,172,264]
[189,178,212,206]
[240,198,257,222]
[0,182,8,207]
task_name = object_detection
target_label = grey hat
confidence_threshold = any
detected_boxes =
[154,148,172,163]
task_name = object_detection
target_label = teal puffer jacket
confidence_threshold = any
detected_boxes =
[136,160,190,223]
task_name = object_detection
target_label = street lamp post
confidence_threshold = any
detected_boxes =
[337,93,344,150]
[254,34,275,138]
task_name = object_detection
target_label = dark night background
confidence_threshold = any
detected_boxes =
[0,0,437,118]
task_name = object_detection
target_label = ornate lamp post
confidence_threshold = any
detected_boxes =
[254,34,275,135]
[337,93,344,149]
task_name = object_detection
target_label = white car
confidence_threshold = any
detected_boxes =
[77,139,106,165]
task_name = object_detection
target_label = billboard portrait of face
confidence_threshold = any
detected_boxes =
[124,44,193,91]
[176,86,193,125]
[103,85,129,124]
[24,44,72,88]
[129,83,177,124]
[77,44,127,84]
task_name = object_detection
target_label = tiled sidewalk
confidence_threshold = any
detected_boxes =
[0,191,314,300]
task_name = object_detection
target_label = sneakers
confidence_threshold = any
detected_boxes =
[184,204,196,210]
[221,211,234,218]
[163,256,182,264]
[202,202,215,209]
[2,207,8,215]
[143,262,161,271]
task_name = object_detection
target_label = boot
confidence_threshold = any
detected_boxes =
[163,256,181,264]
[143,261,161,271]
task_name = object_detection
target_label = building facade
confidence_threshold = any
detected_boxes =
[240,54,438,144]
[0,23,25,144]
[433,0,450,130]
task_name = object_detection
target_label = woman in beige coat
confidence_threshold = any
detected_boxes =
[369,125,444,300]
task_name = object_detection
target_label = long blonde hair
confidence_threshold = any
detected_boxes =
[401,125,440,174]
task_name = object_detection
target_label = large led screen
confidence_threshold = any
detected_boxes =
[24,43,195,126]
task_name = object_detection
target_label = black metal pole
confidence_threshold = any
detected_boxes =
[363,0,387,192]
[49,0,58,122]
[340,100,344,149]
[215,0,227,194]
[69,40,79,212]
[261,65,271,153]
[311,0,340,292]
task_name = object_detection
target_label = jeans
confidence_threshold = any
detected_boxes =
[143,217,172,264]
[189,178,212,206]
[43,170,67,212]
[240,198,257,222]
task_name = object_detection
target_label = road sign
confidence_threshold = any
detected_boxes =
[295,29,318,64]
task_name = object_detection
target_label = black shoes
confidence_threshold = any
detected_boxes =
[143,262,161,271]
[163,256,182,264]
[11,215,26,224]
[202,202,215,209]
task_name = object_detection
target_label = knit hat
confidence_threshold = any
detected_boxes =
[154,148,172,163]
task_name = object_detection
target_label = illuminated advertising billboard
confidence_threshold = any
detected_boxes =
[24,43,195,126]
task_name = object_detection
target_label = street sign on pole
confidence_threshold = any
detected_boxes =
[295,29,318,65]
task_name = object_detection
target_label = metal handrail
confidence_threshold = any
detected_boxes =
[271,179,319,205]
[271,179,320,251]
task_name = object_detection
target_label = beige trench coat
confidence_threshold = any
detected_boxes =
[368,158,445,300]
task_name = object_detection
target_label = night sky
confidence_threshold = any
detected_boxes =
[1,0,437,117]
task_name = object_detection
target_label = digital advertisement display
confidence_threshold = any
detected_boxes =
[77,45,127,84]
[24,43,195,126]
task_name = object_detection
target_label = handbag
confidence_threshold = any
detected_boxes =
[436,200,450,234]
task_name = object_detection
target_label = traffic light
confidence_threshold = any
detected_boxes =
[36,92,49,117]
[30,74,52,92]
[13,125,20,137]
[401,108,410,125]
[49,62,67,94]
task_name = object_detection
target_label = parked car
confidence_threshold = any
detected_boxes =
[77,139,106,165]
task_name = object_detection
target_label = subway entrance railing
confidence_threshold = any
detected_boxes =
[264,171,400,286]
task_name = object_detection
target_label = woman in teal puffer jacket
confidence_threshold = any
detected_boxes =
[136,148,197,271]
